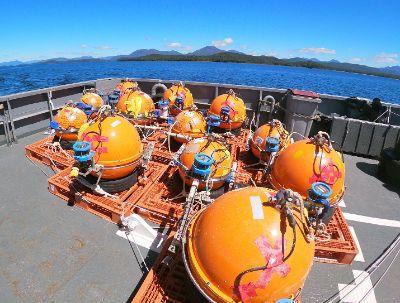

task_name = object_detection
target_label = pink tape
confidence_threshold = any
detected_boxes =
[238,235,291,301]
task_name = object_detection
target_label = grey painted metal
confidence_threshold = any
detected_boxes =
[342,119,362,153]
[284,92,321,140]
[356,121,374,155]
[369,123,388,157]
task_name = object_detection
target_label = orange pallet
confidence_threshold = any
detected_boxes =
[314,207,358,265]
[127,164,185,227]
[47,157,170,224]
[25,136,75,170]
[132,232,202,303]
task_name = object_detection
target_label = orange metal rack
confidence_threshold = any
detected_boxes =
[25,136,74,170]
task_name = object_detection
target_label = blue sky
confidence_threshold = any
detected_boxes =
[0,0,399,67]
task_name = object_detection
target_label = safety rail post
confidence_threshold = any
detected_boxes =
[47,90,54,121]
[6,98,18,144]
[0,102,12,146]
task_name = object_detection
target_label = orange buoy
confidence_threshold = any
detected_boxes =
[269,132,345,204]
[163,84,194,116]
[178,137,232,190]
[116,90,155,123]
[171,110,207,143]
[184,187,315,303]
[53,104,88,141]
[81,91,104,110]
[208,90,246,130]
[251,120,291,161]
[115,79,138,95]
[79,115,143,180]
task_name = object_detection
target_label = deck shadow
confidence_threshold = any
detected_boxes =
[356,161,400,197]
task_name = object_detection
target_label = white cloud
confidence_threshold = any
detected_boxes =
[375,53,398,63]
[298,47,336,55]
[249,51,258,56]
[80,44,88,48]
[99,45,112,50]
[212,37,233,48]
[167,42,193,51]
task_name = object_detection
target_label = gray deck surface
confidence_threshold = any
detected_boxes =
[1,133,400,303]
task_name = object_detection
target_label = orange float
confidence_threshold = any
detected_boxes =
[78,115,143,180]
[115,79,138,95]
[171,110,207,143]
[116,90,155,123]
[269,132,345,204]
[52,104,88,141]
[251,120,291,161]
[163,84,194,116]
[208,90,246,130]
[183,187,315,303]
[178,137,232,190]
[81,91,104,110]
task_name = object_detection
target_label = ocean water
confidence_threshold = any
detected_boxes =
[0,61,400,104]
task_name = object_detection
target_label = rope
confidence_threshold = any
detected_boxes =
[359,246,400,303]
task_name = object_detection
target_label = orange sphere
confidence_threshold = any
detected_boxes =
[208,92,246,130]
[81,92,104,110]
[171,110,206,143]
[251,120,291,161]
[116,90,155,122]
[54,105,88,141]
[184,187,315,303]
[178,137,232,190]
[79,115,143,180]
[163,85,194,116]
[269,138,345,203]
[115,80,138,95]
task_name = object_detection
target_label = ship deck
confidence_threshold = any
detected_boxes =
[1,132,400,303]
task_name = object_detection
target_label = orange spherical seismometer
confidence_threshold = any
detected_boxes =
[80,91,104,110]
[115,79,138,95]
[116,90,155,123]
[171,110,207,143]
[183,186,315,303]
[52,104,88,142]
[163,84,194,116]
[79,115,143,180]
[178,137,232,190]
[251,120,291,162]
[208,90,247,130]
[269,132,345,204]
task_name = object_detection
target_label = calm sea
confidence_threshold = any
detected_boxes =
[1,61,399,103]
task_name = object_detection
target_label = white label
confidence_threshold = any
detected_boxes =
[111,120,121,128]
[250,196,264,220]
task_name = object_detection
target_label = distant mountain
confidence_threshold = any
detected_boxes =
[188,46,225,56]
[227,49,245,55]
[0,60,24,67]
[2,46,400,80]
[128,49,182,57]
[380,66,400,75]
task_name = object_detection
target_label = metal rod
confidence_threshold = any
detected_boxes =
[6,99,18,144]
[47,91,54,121]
